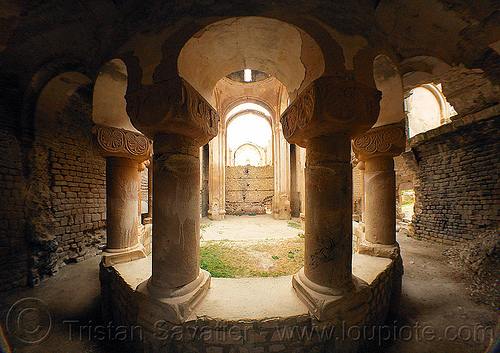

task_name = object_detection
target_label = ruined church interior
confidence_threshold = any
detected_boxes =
[0,0,499,352]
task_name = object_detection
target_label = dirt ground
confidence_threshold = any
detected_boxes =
[0,216,498,352]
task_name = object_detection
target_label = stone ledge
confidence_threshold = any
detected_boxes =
[358,240,400,260]
[101,243,147,267]
[102,254,396,352]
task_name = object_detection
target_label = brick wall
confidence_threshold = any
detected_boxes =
[0,83,107,290]
[32,85,106,283]
[408,111,500,244]
[0,126,29,290]
[225,165,274,215]
[353,166,362,215]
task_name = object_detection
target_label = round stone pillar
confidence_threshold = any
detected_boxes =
[127,78,219,324]
[353,122,406,259]
[280,76,382,320]
[304,133,354,293]
[357,161,366,222]
[364,155,396,245]
[147,133,205,294]
[106,157,141,250]
[92,125,152,266]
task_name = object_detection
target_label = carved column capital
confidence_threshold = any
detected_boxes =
[352,121,406,161]
[92,124,152,162]
[125,78,219,147]
[280,76,382,147]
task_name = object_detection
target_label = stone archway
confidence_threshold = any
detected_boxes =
[100,14,405,352]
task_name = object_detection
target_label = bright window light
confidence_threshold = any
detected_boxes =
[227,114,272,150]
[244,69,252,82]
[226,103,271,119]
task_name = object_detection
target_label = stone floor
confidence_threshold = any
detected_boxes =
[201,214,301,241]
[0,216,498,352]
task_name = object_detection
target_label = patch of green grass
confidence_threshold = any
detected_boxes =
[200,243,243,278]
[287,221,301,230]
[200,223,211,231]
[200,238,305,278]
[402,199,415,207]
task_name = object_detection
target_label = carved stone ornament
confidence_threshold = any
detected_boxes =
[280,76,382,147]
[92,124,152,161]
[125,78,219,146]
[352,121,406,160]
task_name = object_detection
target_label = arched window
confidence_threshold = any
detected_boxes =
[405,83,457,138]
[226,109,272,167]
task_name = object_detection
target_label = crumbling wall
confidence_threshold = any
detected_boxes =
[225,165,273,215]
[408,111,500,244]
[0,126,29,290]
[353,166,363,216]
[26,85,106,286]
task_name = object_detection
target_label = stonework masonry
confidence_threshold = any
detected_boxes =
[408,111,500,245]
[0,86,107,290]
[100,254,398,353]
[225,165,274,215]
[353,166,363,215]
[33,87,107,284]
[0,126,29,290]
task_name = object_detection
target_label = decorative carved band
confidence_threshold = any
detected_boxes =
[92,125,152,161]
[125,77,219,146]
[183,81,219,138]
[281,84,315,139]
[352,123,405,157]
[280,77,382,146]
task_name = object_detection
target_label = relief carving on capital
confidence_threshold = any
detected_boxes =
[125,78,219,146]
[280,77,381,146]
[183,81,219,139]
[352,122,406,159]
[281,84,315,139]
[92,124,152,161]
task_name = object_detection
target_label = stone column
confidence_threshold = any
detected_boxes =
[208,130,226,220]
[352,122,405,258]
[290,144,300,218]
[273,123,291,220]
[281,76,381,320]
[126,78,219,324]
[92,125,152,266]
[357,160,366,222]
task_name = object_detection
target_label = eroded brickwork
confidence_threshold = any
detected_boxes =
[1,85,107,290]
[0,127,29,290]
[29,86,107,284]
[225,165,274,215]
[409,113,500,244]
[353,166,363,215]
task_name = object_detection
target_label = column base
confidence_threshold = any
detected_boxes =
[208,210,226,221]
[300,213,306,231]
[101,243,147,267]
[292,268,370,321]
[273,210,291,220]
[136,269,211,325]
[358,240,400,260]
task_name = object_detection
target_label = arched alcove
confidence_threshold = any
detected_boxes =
[36,71,92,130]
[233,143,263,166]
[177,16,325,104]
[227,112,272,167]
[372,54,405,127]
[93,59,137,131]
[28,70,107,285]
[405,83,455,137]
